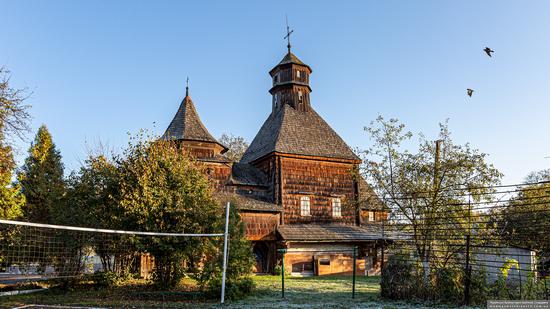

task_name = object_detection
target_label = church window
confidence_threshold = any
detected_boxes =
[296,70,301,78]
[368,211,375,222]
[332,198,342,217]
[298,91,303,103]
[300,196,310,216]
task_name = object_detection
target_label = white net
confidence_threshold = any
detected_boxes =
[0,219,224,284]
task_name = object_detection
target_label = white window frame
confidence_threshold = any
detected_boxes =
[368,211,375,222]
[332,198,342,218]
[300,196,310,216]
[298,91,303,102]
[296,70,301,78]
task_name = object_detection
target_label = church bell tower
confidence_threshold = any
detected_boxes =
[269,23,312,113]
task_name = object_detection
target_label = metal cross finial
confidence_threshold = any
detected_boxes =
[185,77,189,97]
[284,15,294,53]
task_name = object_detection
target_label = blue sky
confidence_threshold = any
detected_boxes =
[2,1,549,184]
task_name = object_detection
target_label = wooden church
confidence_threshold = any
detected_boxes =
[162,40,388,276]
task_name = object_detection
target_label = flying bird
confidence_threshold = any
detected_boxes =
[467,88,474,97]
[484,47,494,57]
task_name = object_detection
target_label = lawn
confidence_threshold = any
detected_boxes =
[0,275,469,308]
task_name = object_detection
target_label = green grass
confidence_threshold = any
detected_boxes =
[0,275,476,308]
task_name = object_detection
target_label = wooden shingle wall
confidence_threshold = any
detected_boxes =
[240,212,280,241]
[280,157,357,224]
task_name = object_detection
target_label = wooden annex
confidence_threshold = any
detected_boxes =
[161,44,389,276]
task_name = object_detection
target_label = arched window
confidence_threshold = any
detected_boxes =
[332,198,342,217]
[300,196,310,216]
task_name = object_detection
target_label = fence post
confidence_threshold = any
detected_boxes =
[544,274,548,300]
[278,248,287,299]
[463,195,472,306]
[463,234,471,306]
[220,202,230,304]
[352,246,357,299]
[518,255,523,300]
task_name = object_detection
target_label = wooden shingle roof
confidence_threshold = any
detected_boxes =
[277,224,409,242]
[270,52,312,73]
[215,192,282,213]
[228,163,268,187]
[162,95,224,148]
[277,224,383,242]
[240,104,360,163]
[358,177,388,211]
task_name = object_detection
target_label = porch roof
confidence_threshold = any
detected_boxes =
[277,224,382,242]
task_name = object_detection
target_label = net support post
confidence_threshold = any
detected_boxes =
[352,245,357,299]
[277,248,287,299]
[221,202,231,304]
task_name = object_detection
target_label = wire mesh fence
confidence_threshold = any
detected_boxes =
[378,180,550,305]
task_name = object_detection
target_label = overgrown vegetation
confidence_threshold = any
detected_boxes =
[363,116,549,305]
[59,134,255,295]
[0,67,254,297]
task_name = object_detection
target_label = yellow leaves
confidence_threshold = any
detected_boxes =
[499,259,519,279]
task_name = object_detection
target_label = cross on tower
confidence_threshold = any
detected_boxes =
[284,16,294,53]
[185,77,189,96]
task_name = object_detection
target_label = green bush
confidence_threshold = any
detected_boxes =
[433,267,463,303]
[469,267,489,305]
[272,264,282,276]
[207,276,255,300]
[381,254,422,300]
[93,271,132,287]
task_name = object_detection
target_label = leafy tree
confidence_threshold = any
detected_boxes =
[63,154,134,274]
[0,66,31,141]
[498,169,550,257]
[116,135,221,288]
[18,125,65,223]
[0,66,30,219]
[200,203,255,299]
[362,116,501,293]
[219,133,248,162]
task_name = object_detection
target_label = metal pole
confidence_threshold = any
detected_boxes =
[464,196,472,306]
[278,248,287,298]
[352,246,357,299]
[518,254,523,300]
[381,241,385,270]
[463,234,471,306]
[544,273,548,300]
[220,202,230,304]
[541,262,548,300]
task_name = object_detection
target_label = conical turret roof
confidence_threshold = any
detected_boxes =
[162,94,226,151]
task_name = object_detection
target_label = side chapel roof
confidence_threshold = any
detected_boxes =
[162,94,226,151]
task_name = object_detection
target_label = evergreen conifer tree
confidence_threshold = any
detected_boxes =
[18,125,65,223]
